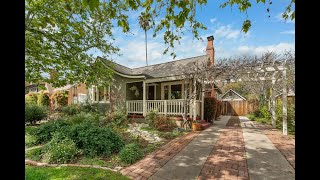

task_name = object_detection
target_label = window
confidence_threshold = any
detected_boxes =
[78,94,87,103]
[171,84,182,99]
[164,85,169,100]
[91,85,110,103]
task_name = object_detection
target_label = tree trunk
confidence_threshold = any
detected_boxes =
[145,30,148,66]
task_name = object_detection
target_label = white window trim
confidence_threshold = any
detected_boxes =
[91,85,111,103]
[161,80,184,100]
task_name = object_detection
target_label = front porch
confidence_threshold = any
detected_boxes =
[125,79,204,118]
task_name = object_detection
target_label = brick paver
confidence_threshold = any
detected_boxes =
[249,121,295,169]
[120,131,200,179]
[197,116,249,180]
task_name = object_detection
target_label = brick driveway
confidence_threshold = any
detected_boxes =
[120,132,200,180]
[197,116,249,180]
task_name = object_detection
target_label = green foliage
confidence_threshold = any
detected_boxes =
[70,124,124,157]
[204,97,215,122]
[158,131,181,139]
[25,134,38,147]
[276,101,295,134]
[31,119,71,144]
[43,133,78,164]
[25,92,38,105]
[119,143,144,164]
[25,104,48,124]
[105,109,128,127]
[78,103,98,113]
[51,91,68,107]
[26,147,44,161]
[145,109,159,127]
[25,165,130,180]
[37,91,50,106]
[62,105,80,116]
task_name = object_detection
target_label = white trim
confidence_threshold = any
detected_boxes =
[221,89,247,101]
[90,85,111,103]
[161,80,184,100]
[145,75,185,83]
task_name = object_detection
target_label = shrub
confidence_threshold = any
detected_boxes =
[204,97,215,122]
[25,92,38,105]
[51,90,68,107]
[25,104,48,124]
[37,91,50,106]
[119,143,143,164]
[31,119,71,144]
[62,105,80,116]
[25,147,44,161]
[105,109,128,127]
[78,103,98,113]
[158,131,181,139]
[72,124,124,157]
[153,116,176,131]
[276,101,295,134]
[145,110,159,127]
[25,134,38,147]
[43,133,78,164]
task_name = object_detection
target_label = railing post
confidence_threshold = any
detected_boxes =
[164,100,167,116]
[126,101,128,114]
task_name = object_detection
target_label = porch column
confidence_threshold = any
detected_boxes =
[201,87,204,120]
[271,78,276,128]
[143,81,147,117]
[282,69,288,135]
[193,79,197,121]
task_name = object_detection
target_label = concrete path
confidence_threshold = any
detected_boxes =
[239,116,295,180]
[149,116,231,180]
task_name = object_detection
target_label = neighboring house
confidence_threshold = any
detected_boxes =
[25,82,46,94]
[275,89,295,103]
[204,83,223,100]
[69,35,218,119]
[221,89,246,101]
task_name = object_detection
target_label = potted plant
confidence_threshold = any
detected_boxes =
[192,119,202,131]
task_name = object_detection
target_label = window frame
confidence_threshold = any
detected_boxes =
[91,85,111,103]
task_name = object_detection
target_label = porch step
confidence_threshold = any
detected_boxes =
[200,122,211,130]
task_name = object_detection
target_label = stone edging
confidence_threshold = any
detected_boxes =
[25,159,121,172]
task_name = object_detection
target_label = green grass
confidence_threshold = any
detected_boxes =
[26,147,44,161]
[78,157,109,167]
[25,165,130,180]
[25,126,38,135]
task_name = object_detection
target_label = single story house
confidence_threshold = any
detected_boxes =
[69,35,219,120]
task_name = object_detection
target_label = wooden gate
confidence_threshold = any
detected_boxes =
[222,100,248,116]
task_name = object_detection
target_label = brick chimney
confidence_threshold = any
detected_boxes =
[206,35,214,65]
[206,35,216,97]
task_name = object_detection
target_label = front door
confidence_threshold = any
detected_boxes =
[148,86,155,100]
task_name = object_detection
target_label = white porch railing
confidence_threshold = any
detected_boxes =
[126,100,188,115]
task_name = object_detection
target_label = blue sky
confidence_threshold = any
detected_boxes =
[95,0,295,68]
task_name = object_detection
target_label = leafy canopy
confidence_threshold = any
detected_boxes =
[25,0,295,87]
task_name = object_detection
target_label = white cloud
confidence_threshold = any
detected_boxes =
[237,42,295,56]
[214,25,241,39]
[210,18,217,23]
[280,30,295,35]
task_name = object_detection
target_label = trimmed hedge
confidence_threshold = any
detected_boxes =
[37,91,50,106]
[26,92,38,105]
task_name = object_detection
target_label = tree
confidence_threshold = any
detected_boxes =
[138,12,152,66]
[26,0,295,87]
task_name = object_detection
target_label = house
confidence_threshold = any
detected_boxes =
[275,89,295,103]
[221,89,246,101]
[221,89,248,116]
[25,82,46,94]
[69,35,218,120]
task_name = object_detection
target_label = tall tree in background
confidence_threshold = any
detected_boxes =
[138,12,152,66]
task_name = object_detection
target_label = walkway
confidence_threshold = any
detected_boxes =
[240,116,295,180]
[121,116,295,180]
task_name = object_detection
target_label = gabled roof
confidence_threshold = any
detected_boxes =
[221,89,247,100]
[98,55,209,79]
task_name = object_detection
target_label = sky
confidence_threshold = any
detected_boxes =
[93,0,295,68]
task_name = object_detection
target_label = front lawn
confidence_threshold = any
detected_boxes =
[25,165,129,180]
